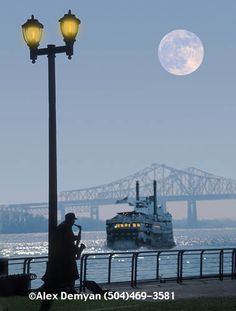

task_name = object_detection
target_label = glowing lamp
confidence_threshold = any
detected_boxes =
[22,15,43,49]
[59,10,80,43]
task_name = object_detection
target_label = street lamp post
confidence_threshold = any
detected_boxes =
[22,11,80,279]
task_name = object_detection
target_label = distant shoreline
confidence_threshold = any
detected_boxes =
[1,226,236,235]
[0,216,235,234]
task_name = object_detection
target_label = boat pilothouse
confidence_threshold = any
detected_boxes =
[106,180,175,250]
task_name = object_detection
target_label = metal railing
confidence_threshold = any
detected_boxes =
[1,248,236,290]
[0,256,48,289]
[79,248,236,290]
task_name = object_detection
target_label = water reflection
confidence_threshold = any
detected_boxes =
[1,228,236,257]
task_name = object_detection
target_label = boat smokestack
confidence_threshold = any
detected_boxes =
[153,180,157,215]
[136,181,140,208]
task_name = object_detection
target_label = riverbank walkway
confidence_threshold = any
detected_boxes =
[98,278,236,300]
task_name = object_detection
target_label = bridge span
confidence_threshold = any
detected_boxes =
[1,164,236,227]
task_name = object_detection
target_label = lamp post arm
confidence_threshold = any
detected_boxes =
[30,43,74,63]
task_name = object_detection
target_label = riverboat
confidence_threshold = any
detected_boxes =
[106,181,175,250]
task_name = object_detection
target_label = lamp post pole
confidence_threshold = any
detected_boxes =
[48,46,57,262]
[29,44,75,270]
[22,11,81,283]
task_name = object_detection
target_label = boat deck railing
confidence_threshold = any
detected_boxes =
[1,248,236,290]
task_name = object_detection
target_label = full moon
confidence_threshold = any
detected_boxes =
[158,29,204,75]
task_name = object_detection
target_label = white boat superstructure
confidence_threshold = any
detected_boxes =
[106,180,175,250]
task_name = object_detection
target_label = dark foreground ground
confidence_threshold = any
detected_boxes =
[0,297,236,311]
[106,278,236,299]
[0,278,236,310]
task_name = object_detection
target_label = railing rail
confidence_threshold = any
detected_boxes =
[1,248,236,290]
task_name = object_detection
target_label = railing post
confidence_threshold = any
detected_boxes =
[221,250,224,280]
[180,251,184,283]
[177,250,180,283]
[177,250,183,283]
[200,250,204,278]
[134,253,139,287]
[131,252,138,287]
[27,259,33,290]
[131,253,136,287]
[156,252,161,280]
[79,254,85,292]
[27,258,33,275]
[219,250,223,280]
[23,258,29,275]
[83,255,88,291]
[108,254,113,284]
[231,249,236,280]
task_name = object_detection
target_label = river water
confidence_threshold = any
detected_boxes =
[0,228,236,257]
[0,228,235,287]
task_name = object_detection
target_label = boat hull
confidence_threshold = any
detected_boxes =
[107,230,175,250]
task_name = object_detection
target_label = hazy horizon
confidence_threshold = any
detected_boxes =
[1,1,236,221]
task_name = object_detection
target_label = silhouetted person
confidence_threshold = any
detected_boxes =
[41,212,85,294]
[54,212,85,292]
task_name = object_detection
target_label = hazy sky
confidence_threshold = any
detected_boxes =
[1,0,236,221]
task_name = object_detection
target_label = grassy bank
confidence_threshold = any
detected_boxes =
[0,296,236,311]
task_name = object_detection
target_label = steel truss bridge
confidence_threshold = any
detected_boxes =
[1,163,236,227]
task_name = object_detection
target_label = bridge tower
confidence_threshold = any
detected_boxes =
[90,206,99,221]
[187,200,197,227]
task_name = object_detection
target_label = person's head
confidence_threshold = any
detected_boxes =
[65,212,77,225]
